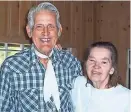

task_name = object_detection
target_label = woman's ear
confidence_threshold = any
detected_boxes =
[26,25,32,38]
[109,67,115,75]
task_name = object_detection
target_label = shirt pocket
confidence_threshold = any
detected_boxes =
[12,88,39,112]
[44,96,58,112]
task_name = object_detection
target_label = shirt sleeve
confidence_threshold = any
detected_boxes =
[73,58,83,78]
[71,79,78,109]
[126,90,131,112]
[0,63,14,112]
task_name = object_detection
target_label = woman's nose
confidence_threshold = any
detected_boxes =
[93,62,101,69]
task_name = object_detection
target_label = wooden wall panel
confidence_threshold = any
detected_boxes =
[70,2,83,60]
[82,1,94,60]
[0,2,9,42]
[8,2,20,42]
[0,1,31,44]
[19,1,33,43]
[60,1,72,48]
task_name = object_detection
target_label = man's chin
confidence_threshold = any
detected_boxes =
[41,48,52,56]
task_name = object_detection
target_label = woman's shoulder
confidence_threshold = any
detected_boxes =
[116,85,131,109]
[73,76,87,89]
[116,85,130,93]
[115,85,130,101]
[75,76,87,84]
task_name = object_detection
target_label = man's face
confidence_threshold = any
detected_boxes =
[31,10,59,55]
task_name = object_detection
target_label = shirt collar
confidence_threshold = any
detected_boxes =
[51,48,61,64]
[30,44,38,65]
[30,44,61,65]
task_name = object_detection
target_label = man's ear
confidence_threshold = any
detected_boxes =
[26,25,32,38]
[58,25,62,37]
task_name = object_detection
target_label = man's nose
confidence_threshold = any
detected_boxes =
[42,27,49,36]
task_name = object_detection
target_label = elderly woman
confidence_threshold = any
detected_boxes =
[71,41,130,112]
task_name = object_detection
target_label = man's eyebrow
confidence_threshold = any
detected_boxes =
[35,24,43,25]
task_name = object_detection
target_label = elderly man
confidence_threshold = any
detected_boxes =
[0,2,82,112]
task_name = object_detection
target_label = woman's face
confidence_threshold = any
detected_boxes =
[86,47,114,87]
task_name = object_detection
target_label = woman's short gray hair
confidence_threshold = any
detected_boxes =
[27,2,61,30]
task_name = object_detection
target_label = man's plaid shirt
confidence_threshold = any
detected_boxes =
[0,44,82,112]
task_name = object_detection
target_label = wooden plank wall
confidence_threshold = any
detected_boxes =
[0,1,130,85]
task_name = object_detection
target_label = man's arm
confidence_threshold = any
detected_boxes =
[0,63,13,112]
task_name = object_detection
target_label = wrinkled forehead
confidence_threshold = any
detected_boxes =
[34,10,57,24]
[89,47,112,59]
